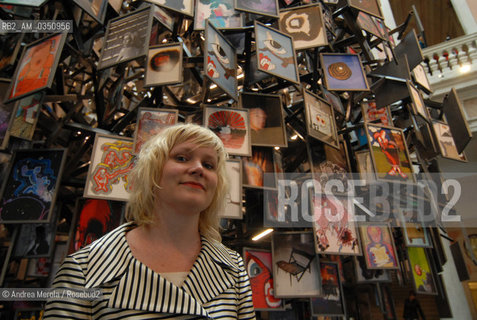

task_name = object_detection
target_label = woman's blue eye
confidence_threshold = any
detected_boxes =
[204,163,215,170]
[176,155,187,162]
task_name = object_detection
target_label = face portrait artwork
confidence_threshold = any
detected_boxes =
[255,22,299,84]
[244,249,282,310]
[205,23,238,100]
[360,224,398,269]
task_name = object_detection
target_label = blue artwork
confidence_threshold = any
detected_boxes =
[255,21,299,84]
[205,22,238,100]
[321,53,369,91]
[0,149,65,222]
[194,0,243,30]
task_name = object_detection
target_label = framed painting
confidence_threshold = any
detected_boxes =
[312,193,360,255]
[98,7,153,70]
[356,11,385,40]
[272,231,321,297]
[194,0,244,30]
[146,0,194,16]
[0,79,13,149]
[26,257,50,277]
[6,92,43,141]
[322,87,345,115]
[235,0,279,18]
[133,108,178,154]
[0,0,48,6]
[0,149,66,223]
[308,139,351,196]
[83,134,135,201]
[310,261,345,317]
[243,248,283,310]
[204,106,251,156]
[413,64,432,94]
[5,33,67,103]
[304,90,339,149]
[242,146,276,189]
[205,21,238,101]
[68,198,124,254]
[320,53,370,91]
[279,4,328,50]
[255,21,300,84]
[354,256,392,283]
[399,208,432,248]
[359,223,399,270]
[13,222,55,258]
[240,92,287,147]
[73,0,108,24]
[145,43,183,87]
[431,120,467,162]
[407,247,438,295]
[407,80,430,122]
[365,123,415,183]
[361,100,393,127]
[221,159,243,219]
[347,0,383,19]
[152,4,174,31]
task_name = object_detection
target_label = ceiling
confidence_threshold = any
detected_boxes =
[389,0,465,47]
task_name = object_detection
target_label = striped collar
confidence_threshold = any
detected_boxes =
[80,222,240,316]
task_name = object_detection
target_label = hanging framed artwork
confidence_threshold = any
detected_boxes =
[0,148,66,223]
[146,0,194,16]
[13,222,55,258]
[310,261,346,317]
[145,43,183,87]
[413,64,432,94]
[365,123,415,183]
[379,284,397,320]
[0,33,24,72]
[320,53,370,91]
[407,247,438,295]
[133,108,178,154]
[361,100,393,127]
[356,11,385,40]
[221,159,243,219]
[152,4,174,31]
[346,0,383,19]
[243,248,283,310]
[399,208,432,248]
[73,0,108,24]
[359,223,399,270]
[204,106,251,156]
[68,198,124,254]
[235,0,279,18]
[205,21,238,101]
[312,193,360,255]
[5,33,67,103]
[26,257,50,278]
[6,92,43,141]
[240,92,287,147]
[278,4,328,50]
[194,0,244,30]
[407,80,430,122]
[272,231,321,298]
[354,150,375,182]
[83,134,135,201]
[442,87,472,154]
[98,7,153,70]
[431,120,467,162]
[242,146,276,190]
[322,86,345,115]
[255,21,300,84]
[304,90,339,149]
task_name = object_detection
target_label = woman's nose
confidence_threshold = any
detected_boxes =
[188,159,204,175]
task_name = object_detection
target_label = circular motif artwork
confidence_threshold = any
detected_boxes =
[328,62,352,80]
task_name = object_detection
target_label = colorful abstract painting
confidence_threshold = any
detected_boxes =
[84,134,134,201]
[408,247,438,295]
[359,223,398,269]
[310,262,345,316]
[133,108,178,154]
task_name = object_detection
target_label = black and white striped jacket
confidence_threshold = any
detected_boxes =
[44,223,256,319]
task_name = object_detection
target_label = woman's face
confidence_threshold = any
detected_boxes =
[155,141,219,214]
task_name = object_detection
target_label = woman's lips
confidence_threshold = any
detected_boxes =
[181,182,205,190]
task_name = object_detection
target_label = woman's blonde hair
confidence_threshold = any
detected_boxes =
[126,123,228,242]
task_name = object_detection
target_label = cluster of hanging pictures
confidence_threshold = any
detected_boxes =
[0,0,472,318]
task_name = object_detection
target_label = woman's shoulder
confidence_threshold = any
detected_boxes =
[201,236,244,270]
